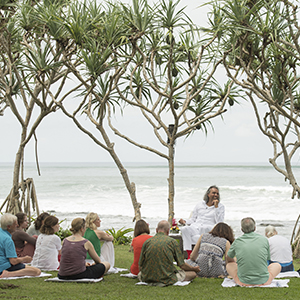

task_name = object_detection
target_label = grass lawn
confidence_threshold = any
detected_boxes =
[0,245,299,300]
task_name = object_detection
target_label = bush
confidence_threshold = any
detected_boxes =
[106,227,133,245]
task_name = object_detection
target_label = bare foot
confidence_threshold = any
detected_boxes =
[0,270,9,278]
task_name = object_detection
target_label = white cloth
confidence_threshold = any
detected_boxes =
[31,234,62,271]
[221,278,290,288]
[45,277,103,283]
[276,271,300,278]
[100,241,115,269]
[0,272,51,280]
[136,281,191,286]
[268,235,293,264]
[26,224,40,236]
[120,272,138,278]
[181,201,225,250]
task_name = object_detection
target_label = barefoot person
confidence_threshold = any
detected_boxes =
[138,220,200,286]
[0,213,41,278]
[179,185,225,257]
[226,217,281,286]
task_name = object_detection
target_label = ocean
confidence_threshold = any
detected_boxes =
[1,162,300,241]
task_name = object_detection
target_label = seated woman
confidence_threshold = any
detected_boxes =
[83,213,115,271]
[265,225,294,272]
[130,219,152,275]
[12,213,36,257]
[58,218,110,280]
[31,216,62,271]
[27,212,50,237]
[186,222,234,278]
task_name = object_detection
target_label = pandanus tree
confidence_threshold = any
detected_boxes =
[46,0,158,221]
[0,0,76,217]
[205,0,300,252]
[106,0,240,224]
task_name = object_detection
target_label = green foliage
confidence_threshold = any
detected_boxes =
[106,227,133,245]
[55,227,72,241]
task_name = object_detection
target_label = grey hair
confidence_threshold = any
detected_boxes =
[241,217,256,233]
[1,213,17,230]
[265,225,277,238]
[203,185,220,203]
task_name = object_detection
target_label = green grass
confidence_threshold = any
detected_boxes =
[1,245,299,300]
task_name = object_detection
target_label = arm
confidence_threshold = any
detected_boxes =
[18,231,37,246]
[84,241,101,264]
[9,256,32,265]
[214,204,225,223]
[95,230,114,242]
[190,235,203,261]
[180,262,200,273]
[185,204,200,225]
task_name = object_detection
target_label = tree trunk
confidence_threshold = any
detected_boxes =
[97,126,141,221]
[167,143,175,225]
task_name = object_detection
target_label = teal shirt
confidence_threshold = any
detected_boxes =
[83,228,101,260]
[227,232,270,285]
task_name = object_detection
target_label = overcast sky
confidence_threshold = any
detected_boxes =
[0,0,283,164]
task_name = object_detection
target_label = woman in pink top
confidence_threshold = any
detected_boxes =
[130,220,152,275]
[12,213,36,257]
[58,218,110,280]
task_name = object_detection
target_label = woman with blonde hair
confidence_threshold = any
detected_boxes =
[84,213,115,271]
[58,218,110,280]
[265,225,294,272]
[31,216,62,270]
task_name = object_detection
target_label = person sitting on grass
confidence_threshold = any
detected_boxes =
[27,212,50,236]
[12,212,36,257]
[58,218,110,280]
[31,216,62,271]
[138,220,200,286]
[265,225,294,273]
[83,212,115,271]
[186,222,234,278]
[130,219,152,276]
[0,213,41,278]
[226,217,281,286]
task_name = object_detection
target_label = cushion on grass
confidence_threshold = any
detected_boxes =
[0,272,52,280]
[222,278,290,287]
[45,277,103,283]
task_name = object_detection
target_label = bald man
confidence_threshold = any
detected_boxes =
[138,220,200,286]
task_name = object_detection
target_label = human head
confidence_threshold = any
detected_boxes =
[134,219,150,237]
[209,222,235,244]
[1,213,18,232]
[241,217,256,233]
[15,212,27,227]
[40,216,59,235]
[85,212,99,230]
[265,225,277,238]
[34,212,50,230]
[203,185,220,203]
[70,218,86,234]
[156,220,170,235]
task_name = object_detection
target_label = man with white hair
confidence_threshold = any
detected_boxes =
[226,217,281,286]
[0,213,41,278]
[179,185,225,256]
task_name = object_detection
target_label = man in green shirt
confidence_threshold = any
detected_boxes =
[226,217,281,286]
[138,220,200,286]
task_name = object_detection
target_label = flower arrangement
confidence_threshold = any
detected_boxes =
[170,218,180,234]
